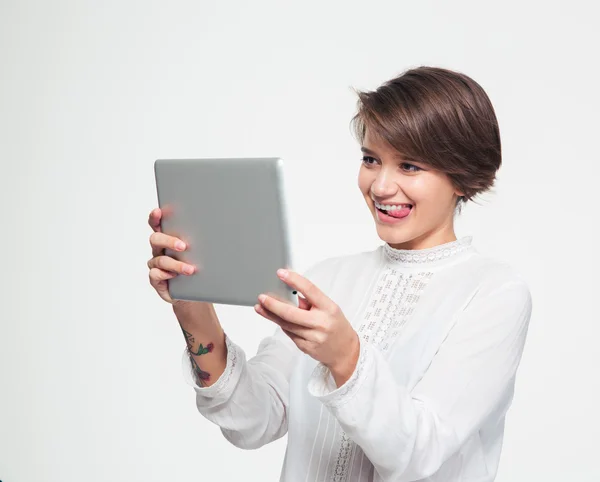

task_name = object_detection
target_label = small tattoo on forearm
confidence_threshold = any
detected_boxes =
[182,329,213,386]
[189,355,211,384]
[189,342,214,356]
[182,329,195,349]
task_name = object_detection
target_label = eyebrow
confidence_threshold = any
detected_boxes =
[361,147,378,156]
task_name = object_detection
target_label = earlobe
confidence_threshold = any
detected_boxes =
[454,191,466,207]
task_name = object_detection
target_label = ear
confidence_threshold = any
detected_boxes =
[453,190,466,208]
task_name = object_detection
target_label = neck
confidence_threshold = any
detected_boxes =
[388,221,457,251]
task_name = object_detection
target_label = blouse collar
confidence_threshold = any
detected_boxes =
[383,236,474,267]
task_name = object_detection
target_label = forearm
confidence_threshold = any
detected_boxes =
[173,301,226,388]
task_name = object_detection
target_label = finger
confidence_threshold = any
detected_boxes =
[258,294,314,327]
[252,302,287,326]
[149,268,178,303]
[263,291,296,307]
[149,267,178,285]
[148,255,196,275]
[148,208,162,233]
[281,328,310,350]
[297,295,311,311]
[254,304,312,339]
[150,232,187,258]
[276,269,333,311]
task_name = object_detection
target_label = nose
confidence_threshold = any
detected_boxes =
[370,168,400,198]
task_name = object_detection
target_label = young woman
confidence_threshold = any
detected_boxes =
[147,66,532,482]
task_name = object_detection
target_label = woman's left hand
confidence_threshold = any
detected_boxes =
[254,269,360,386]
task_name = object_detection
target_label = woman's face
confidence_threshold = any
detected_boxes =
[357,130,463,250]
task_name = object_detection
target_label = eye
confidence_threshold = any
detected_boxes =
[400,162,422,173]
[361,156,379,166]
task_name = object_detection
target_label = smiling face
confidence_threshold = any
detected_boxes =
[358,130,464,250]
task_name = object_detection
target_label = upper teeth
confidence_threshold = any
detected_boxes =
[375,201,410,211]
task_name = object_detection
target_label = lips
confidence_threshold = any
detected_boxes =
[378,205,412,219]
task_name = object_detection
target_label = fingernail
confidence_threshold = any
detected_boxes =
[277,269,288,278]
[258,294,267,303]
[183,265,194,274]
[175,241,186,250]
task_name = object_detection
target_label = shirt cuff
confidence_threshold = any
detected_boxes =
[307,337,373,408]
[181,333,245,400]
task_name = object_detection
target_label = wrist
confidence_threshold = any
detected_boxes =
[173,301,222,331]
[171,299,193,310]
[327,332,360,387]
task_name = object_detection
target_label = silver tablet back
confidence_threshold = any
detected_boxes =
[154,158,295,306]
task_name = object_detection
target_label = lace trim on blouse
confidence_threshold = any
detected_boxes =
[384,236,473,265]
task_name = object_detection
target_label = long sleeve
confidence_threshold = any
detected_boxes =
[182,326,300,449]
[180,259,340,451]
[307,278,532,481]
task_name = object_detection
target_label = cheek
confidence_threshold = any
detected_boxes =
[357,168,372,194]
[407,177,454,209]
[403,177,429,203]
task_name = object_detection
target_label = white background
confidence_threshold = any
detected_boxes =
[1,1,598,481]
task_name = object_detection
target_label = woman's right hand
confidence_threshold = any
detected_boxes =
[147,208,197,305]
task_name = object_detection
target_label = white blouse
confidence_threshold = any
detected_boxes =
[182,237,532,482]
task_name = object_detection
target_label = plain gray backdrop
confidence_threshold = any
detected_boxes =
[1,0,598,481]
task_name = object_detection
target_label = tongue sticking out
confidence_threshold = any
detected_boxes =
[386,206,412,218]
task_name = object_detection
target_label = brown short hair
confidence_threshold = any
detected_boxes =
[351,66,502,203]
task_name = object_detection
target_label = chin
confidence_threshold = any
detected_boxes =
[374,223,415,247]
[381,233,416,248]
[370,212,421,249]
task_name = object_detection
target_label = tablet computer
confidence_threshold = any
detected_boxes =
[154,157,296,306]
